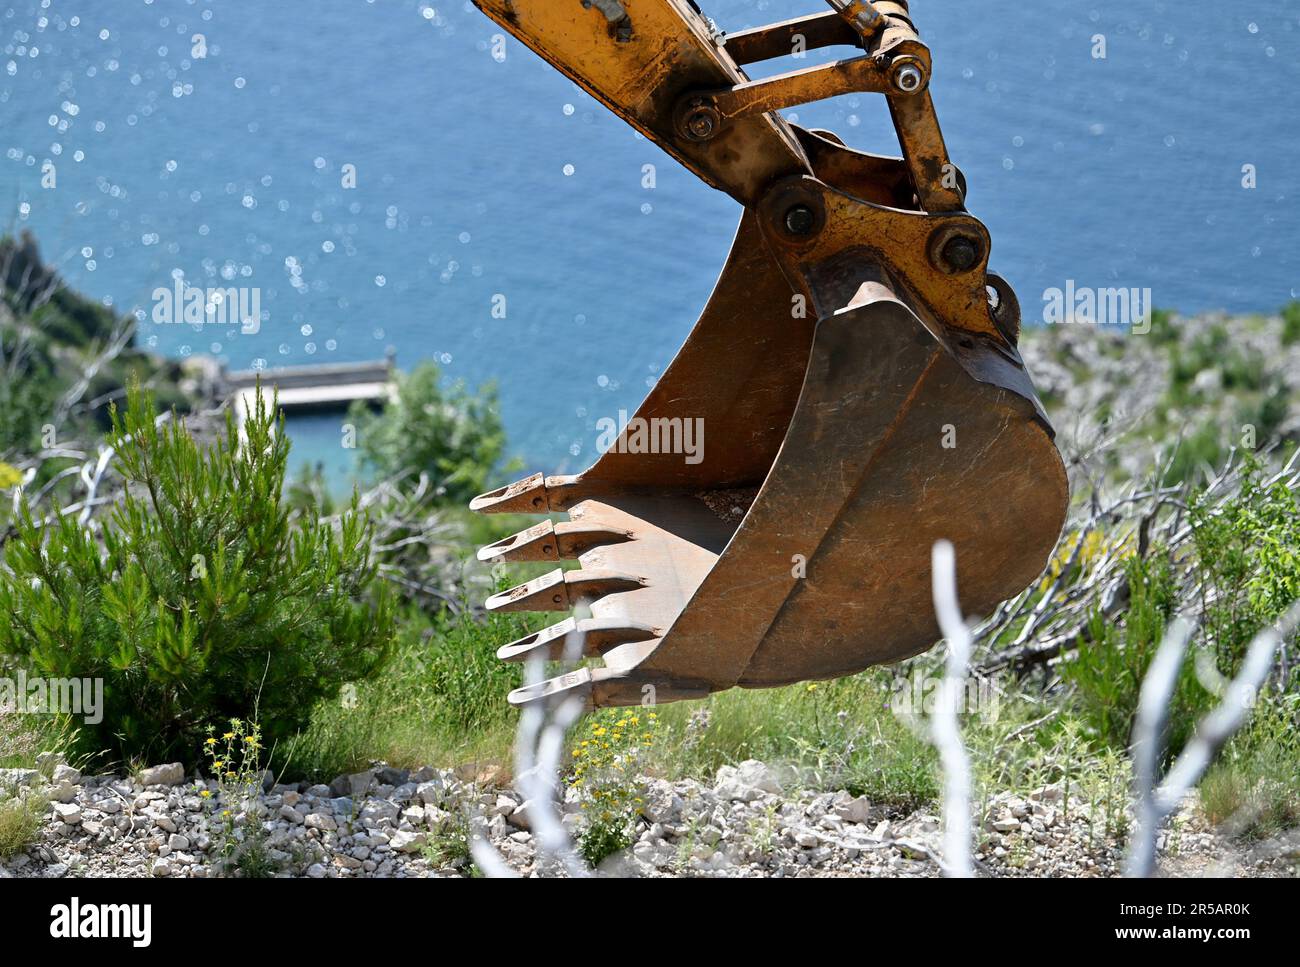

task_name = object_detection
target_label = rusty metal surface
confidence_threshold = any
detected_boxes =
[466,0,1070,709]
[472,0,809,206]
[722,11,857,66]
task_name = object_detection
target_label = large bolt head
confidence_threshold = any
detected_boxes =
[686,111,716,140]
[941,235,981,273]
[893,62,925,94]
[783,204,817,236]
[675,97,722,143]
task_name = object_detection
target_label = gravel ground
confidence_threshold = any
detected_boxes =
[2,758,1294,879]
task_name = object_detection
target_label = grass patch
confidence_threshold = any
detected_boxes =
[968,706,1133,840]
[280,597,540,781]
[640,671,939,810]
[1200,696,1300,840]
[0,712,85,771]
[0,785,43,859]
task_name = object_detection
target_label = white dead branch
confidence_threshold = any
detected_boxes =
[1126,602,1300,877]
[930,539,975,878]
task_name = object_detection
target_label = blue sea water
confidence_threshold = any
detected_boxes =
[2,1,1297,480]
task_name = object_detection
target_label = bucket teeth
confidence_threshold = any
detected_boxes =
[484,568,647,613]
[507,668,594,710]
[505,668,712,709]
[478,520,557,562]
[468,473,548,514]
[496,616,659,662]
[485,568,567,611]
[477,520,635,563]
[468,473,581,514]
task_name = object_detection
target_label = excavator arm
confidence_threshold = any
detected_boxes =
[466,1,1069,708]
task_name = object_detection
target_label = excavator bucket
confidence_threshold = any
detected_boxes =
[467,0,1069,708]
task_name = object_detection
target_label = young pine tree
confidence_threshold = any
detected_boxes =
[0,384,395,766]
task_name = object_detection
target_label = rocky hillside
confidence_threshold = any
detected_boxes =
[1022,305,1300,484]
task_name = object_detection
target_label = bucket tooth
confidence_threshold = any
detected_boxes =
[507,668,594,710]
[477,520,635,563]
[496,616,659,662]
[563,569,647,605]
[506,667,711,709]
[469,473,547,514]
[484,568,646,613]
[478,520,558,562]
[485,569,569,612]
[469,473,583,514]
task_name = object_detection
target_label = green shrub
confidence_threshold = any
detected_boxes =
[1061,553,1212,755]
[423,809,474,871]
[1146,308,1179,346]
[1281,301,1300,346]
[1162,422,1226,486]
[348,361,508,505]
[1168,325,1269,405]
[0,384,395,767]
[1,231,192,476]
[0,324,59,458]
[1191,461,1300,673]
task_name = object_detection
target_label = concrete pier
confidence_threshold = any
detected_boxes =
[221,354,396,425]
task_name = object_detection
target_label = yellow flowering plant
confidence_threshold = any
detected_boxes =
[567,708,658,866]
[201,718,275,876]
[0,462,22,490]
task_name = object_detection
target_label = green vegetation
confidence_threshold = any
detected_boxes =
[0,786,43,859]
[423,812,477,874]
[648,675,938,808]
[282,597,534,780]
[1040,303,1300,488]
[0,385,395,767]
[0,233,189,465]
[1159,323,1289,484]
[347,361,510,505]
[1281,301,1300,346]
[2,250,1298,862]
[1049,461,1300,821]
[1199,695,1300,840]
[1061,554,1211,755]
[1190,464,1300,673]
